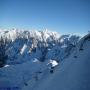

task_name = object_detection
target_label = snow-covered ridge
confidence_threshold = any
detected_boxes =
[0,28,80,65]
[30,33,90,90]
[0,29,60,41]
[0,33,89,90]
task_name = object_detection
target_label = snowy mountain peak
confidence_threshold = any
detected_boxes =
[0,28,60,42]
[1,30,89,90]
[0,28,81,64]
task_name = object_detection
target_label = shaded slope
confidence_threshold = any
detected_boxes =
[29,34,90,90]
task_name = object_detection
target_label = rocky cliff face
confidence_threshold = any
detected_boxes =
[0,29,80,65]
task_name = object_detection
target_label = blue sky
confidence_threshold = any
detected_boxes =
[0,0,90,35]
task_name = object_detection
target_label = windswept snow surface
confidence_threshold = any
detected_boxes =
[0,60,42,89]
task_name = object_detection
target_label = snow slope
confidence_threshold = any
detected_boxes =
[0,29,83,90]
[23,34,90,90]
[0,60,42,88]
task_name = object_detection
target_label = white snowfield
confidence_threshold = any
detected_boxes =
[23,34,90,90]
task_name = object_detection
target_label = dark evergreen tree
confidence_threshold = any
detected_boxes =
[0,37,8,68]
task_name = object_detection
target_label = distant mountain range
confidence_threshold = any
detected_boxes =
[1,29,90,90]
[0,29,80,64]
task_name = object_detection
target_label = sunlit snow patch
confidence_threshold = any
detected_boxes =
[20,44,27,54]
[4,65,10,68]
[33,58,39,63]
[47,60,59,67]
